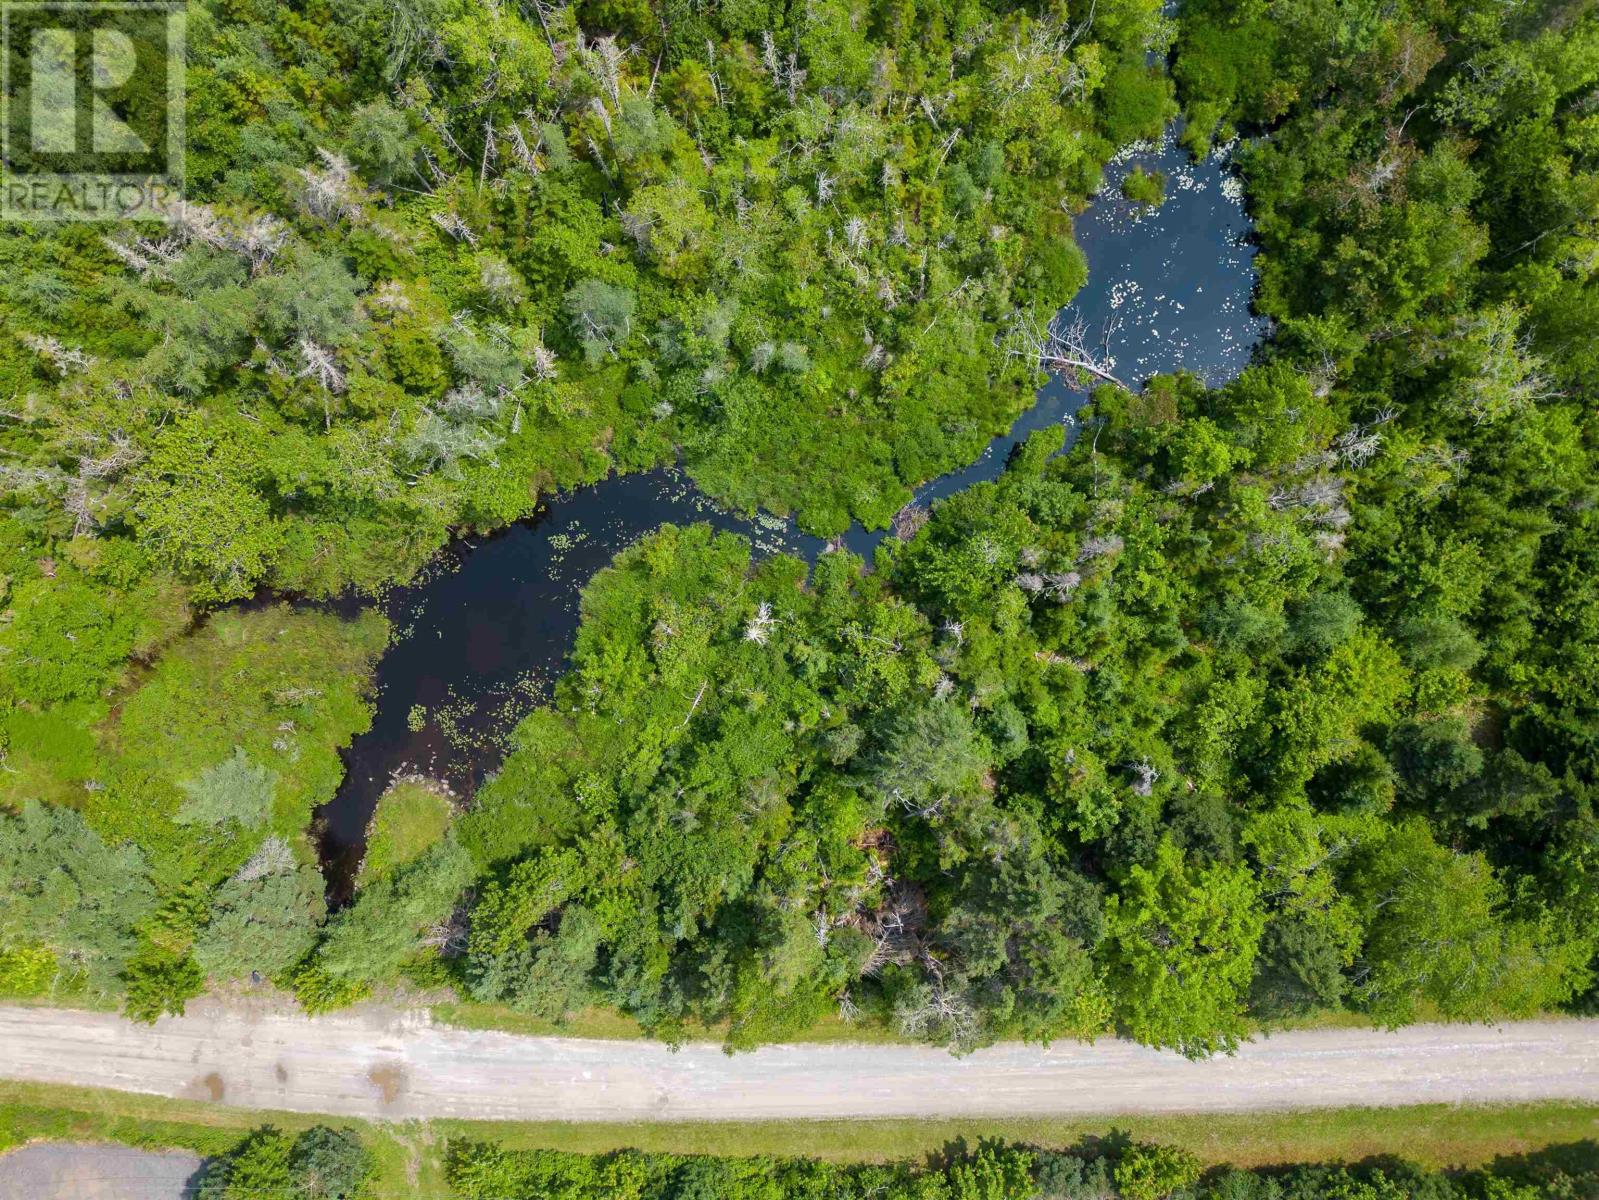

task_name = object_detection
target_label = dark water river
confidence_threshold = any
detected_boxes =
[313,129,1266,892]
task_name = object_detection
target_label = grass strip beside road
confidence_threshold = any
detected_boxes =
[2,1079,1597,1196]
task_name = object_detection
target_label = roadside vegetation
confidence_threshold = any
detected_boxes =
[2,0,1599,1064]
[3,1082,1598,1198]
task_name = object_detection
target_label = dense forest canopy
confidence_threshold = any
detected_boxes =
[3,0,1171,611]
[2,0,1599,1056]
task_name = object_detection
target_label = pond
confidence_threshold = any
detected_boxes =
[314,128,1266,894]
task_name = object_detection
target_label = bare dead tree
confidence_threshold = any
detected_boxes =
[296,339,348,396]
[235,836,297,882]
[528,340,559,382]
[892,502,929,540]
[430,210,478,246]
[236,215,290,274]
[681,679,708,726]
[1455,310,1561,423]
[1043,570,1081,601]
[855,883,927,978]
[1129,758,1159,797]
[1330,424,1384,467]
[1268,476,1345,512]
[1008,308,1128,390]
[1077,534,1123,562]
[586,35,626,104]
[759,31,807,103]
[64,430,142,536]
[19,333,94,377]
[102,232,184,278]
[744,600,776,646]
[784,51,806,103]
[422,905,472,956]
[507,115,543,175]
[298,148,364,223]
[619,208,654,251]
[894,977,979,1047]
[934,127,962,172]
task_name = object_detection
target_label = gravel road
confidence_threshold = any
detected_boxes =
[2,1003,1597,1122]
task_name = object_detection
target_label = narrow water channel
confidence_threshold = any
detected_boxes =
[314,129,1266,893]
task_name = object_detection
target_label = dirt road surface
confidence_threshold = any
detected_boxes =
[2,1003,1597,1122]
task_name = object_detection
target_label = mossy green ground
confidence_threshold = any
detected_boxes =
[358,777,455,887]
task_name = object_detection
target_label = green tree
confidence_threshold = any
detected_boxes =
[289,1126,373,1199]
[197,1128,294,1200]
[864,703,987,815]
[130,416,284,602]
[1114,1141,1203,1200]
[174,748,278,829]
[476,905,604,1021]
[1101,841,1265,1056]
[1347,822,1590,1026]
[1242,809,1361,1020]
[0,802,156,992]
[194,853,327,980]
[624,178,714,280]
[317,839,474,984]
[121,946,205,1023]
[563,280,637,365]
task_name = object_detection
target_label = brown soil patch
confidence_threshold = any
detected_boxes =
[367,1063,406,1104]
